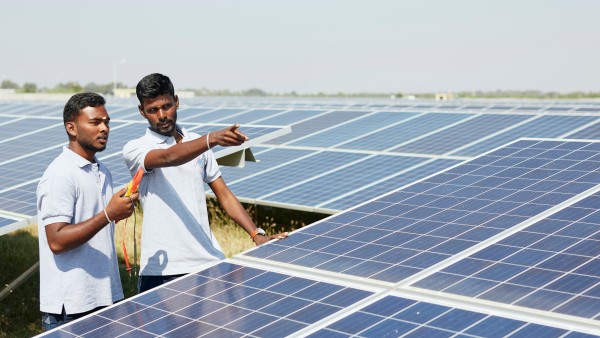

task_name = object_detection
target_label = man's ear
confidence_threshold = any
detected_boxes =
[138,105,146,118]
[174,95,179,109]
[65,121,77,138]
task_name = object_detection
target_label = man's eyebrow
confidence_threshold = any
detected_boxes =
[89,116,110,122]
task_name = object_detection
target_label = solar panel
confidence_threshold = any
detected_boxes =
[42,155,600,337]
[451,115,600,157]
[40,261,375,337]
[414,190,600,319]
[0,215,29,236]
[288,111,418,148]
[391,114,531,155]
[265,110,367,144]
[336,112,469,151]
[305,294,587,337]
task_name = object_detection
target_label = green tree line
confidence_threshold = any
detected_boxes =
[2,79,599,99]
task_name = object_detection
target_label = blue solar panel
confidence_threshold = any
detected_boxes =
[244,109,326,126]
[178,108,247,123]
[308,295,584,337]
[228,151,366,198]
[452,115,600,156]
[0,125,66,160]
[321,158,463,211]
[267,110,367,144]
[566,121,600,140]
[219,148,316,183]
[0,216,16,228]
[414,190,600,320]
[0,117,61,140]
[338,112,469,151]
[244,140,600,283]
[262,155,427,207]
[0,182,38,216]
[172,107,212,122]
[392,114,530,155]
[289,111,418,148]
[43,262,374,337]
[212,109,286,125]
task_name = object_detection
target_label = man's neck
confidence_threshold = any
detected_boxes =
[67,142,95,162]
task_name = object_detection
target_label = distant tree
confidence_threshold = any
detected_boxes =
[1,80,19,89]
[22,82,37,93]
[242,88,267,96]
[84,82,113,95]
[51,81,83,93]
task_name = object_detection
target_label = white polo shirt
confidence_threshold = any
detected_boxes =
[37,147,123,315]
[123,126,225,276]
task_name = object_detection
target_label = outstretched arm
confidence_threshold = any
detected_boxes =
[209,177,288,245]
[144,124,248,170]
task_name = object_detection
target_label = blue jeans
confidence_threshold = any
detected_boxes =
[137,274,186,293]
[41,306,103,331]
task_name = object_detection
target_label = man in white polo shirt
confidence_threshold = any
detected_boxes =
[123,73,287,292]
[37,93,139,330]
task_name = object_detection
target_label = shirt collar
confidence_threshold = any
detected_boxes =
[145,125,189,144]
[62,146,98,168]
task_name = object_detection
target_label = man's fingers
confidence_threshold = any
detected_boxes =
[227,124,249,141]
[236,131,249,141]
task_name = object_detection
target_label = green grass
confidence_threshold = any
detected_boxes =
[0,201,327,337]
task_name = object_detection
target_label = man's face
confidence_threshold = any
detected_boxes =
[139,94,179,137]
[72,105,110,152]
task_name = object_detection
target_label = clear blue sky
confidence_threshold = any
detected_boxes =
[1,0,599,94]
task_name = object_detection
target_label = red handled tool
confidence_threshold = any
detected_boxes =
[123,168,144,276]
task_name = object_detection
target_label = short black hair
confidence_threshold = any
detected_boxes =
[136,73,175,106]
[63,92,106,123]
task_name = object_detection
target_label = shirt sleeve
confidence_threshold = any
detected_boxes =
[123,139,153,174]
[203,150,222,184]
[37,174,75,226]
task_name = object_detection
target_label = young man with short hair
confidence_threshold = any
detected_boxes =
[123,73,286,292]
[37,92,139,330]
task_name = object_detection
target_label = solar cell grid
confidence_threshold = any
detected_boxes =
[218,148,316,184]
[0,182,38,216]
[173,107,213,123]
[392,114,530,155]
[266,110,366,144]
[42,262,374,338]
[307,295,585,337]
[181,108,247,123]
[566,121,600,140]
[0,125,66,161]
[211,109,286,125]
[244,139,600,284]
[414,190,600,321]
[452,115,600,156]
[0,117,61,140]
[227,151,366,198]
[289,111,418,148]
[337,112,468,151]
[0,216,16,228]
[262,154,427,207]
[321,159,463,211]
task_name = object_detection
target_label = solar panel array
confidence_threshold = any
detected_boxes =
[40,138,600,337]
[4,97,600,336]
[2,98,600,233]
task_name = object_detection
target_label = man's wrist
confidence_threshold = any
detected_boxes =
[250,227,266,239]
